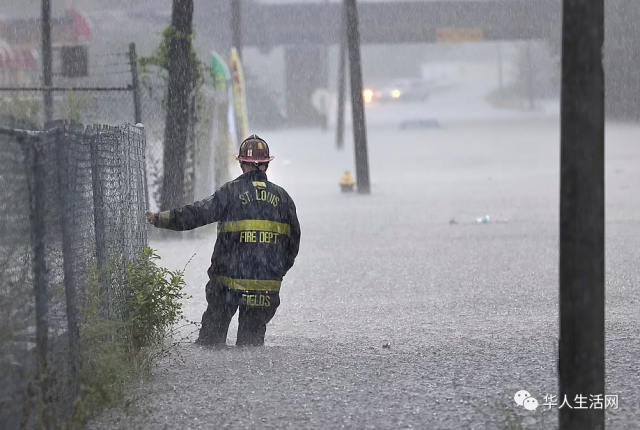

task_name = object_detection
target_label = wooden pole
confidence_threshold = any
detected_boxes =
[559,0,605,428]
[336,0,348,150]
[345,0,370,194]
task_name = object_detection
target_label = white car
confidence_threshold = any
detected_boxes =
[374,79,432,103]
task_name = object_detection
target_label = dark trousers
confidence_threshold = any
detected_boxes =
[197,280,280,346]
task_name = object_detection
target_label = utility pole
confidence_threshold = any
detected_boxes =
[525,41,535,110]
[161,0,194,210]
[336,0,348,150]
[497,43,504,96]
[42,0,53,124]
[345,0,370,194]
[559,0,605,429]
[321,0,330,132]
[231,0,242,59]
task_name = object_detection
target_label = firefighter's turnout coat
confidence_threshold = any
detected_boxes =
[155,169,301,293]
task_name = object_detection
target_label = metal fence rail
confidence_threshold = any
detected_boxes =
[0,119,148,429]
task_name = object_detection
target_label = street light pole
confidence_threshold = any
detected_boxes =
[345,0,370,194]
[559,0,605,428]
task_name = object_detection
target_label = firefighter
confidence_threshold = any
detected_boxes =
[146,135,301,347]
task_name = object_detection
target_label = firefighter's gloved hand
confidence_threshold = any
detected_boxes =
[146,211,157,226]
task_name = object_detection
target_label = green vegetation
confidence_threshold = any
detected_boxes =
[125,248,189,352]
[139,25,213,97]
[0,91,92,127]
[66,247,190,428]
[138,24,231,215]
[4,247,193,429]
[0,96,41,126]
[59,91,92,124]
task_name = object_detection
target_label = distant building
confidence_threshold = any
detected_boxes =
[0,7,92,87]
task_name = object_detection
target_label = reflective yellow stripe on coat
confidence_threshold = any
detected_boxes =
[219,220,291,235]
[216,276,282,292]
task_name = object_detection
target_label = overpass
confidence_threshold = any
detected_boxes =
[243,0,564,125]
[198,0,640,126]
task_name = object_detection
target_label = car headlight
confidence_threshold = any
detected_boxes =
[363,88,374,103]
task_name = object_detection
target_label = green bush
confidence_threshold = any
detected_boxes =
[126,247,188,351]
[0,96,41,127]
[68,247,189,429]
[0,92,92,127]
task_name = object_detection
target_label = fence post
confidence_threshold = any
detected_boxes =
[42,0,53,123]
[26,135,52,428]
[214,94,231,189]
[193,89,213,203]
[184,88,198,206]
[90,125,111,317]
[129,43,143,125]
[137,123,150,249]
[29,141,49,383]
[128,123,149,254]
[121,126,133,267]
[54,124,80,403]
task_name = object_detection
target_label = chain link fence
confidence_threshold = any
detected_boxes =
[141,76,234,239]
[141,77,204,213]
[137,52,237,213]
[0,119,148,429]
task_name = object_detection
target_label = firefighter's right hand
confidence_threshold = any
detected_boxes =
[146,211,156,226]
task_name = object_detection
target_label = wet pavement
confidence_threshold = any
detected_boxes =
[90,119,640,429]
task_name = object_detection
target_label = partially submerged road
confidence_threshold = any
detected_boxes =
[92,120,640,429]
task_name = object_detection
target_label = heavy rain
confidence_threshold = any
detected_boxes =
[0,0,637,429]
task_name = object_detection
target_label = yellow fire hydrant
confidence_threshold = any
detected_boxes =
[340,171,355,193]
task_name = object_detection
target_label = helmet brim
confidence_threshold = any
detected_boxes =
[236,156,275,163]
